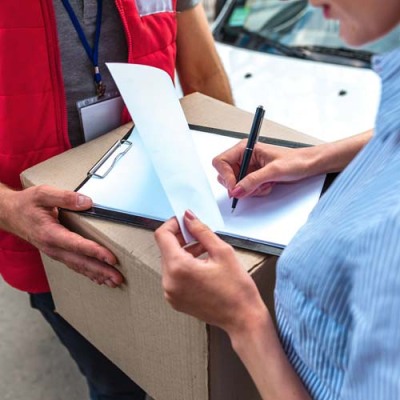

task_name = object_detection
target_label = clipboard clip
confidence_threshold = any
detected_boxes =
[88,139,132,178]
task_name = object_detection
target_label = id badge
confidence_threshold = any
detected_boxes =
[77,91,124,142]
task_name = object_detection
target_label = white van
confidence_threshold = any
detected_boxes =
[212,0,400,142]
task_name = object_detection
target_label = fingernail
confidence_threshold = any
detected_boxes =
[111,277,123,287]
[105,279,115,288]
[77,194,91,207]
[185,209,197,221]
[231,186,245,198]
[103,257,116,266]
[260,182,272,190]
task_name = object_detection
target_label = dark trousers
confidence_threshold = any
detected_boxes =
[30,292,146,400]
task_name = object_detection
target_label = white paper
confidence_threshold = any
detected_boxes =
[106,63,224,241]
[81,129,172,219]
[78,127,326,249]
[192,131,325,247]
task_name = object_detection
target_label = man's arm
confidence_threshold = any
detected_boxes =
[176,3,234,104]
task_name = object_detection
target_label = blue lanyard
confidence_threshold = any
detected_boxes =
[61,0,106,97]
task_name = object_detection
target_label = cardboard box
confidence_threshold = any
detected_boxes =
[21,93,321,400]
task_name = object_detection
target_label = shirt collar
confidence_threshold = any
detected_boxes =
[371,47,400,140]
[372,47,400,79]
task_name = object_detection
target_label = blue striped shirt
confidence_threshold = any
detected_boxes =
[275,46,400,399]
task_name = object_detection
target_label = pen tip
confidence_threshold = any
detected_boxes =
[231,208,235,214]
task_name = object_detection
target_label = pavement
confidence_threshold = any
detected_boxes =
[0,280,158,400]
[0,280,88,400]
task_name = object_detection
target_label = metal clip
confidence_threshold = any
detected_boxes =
[88,139,132,179]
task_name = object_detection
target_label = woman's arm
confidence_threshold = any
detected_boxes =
[155,212,311,400]
[213,130,373,198]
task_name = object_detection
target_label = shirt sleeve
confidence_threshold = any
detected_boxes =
[341,209,400,399]
[176,0,200,12]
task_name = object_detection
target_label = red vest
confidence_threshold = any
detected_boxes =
[0,0,177,292]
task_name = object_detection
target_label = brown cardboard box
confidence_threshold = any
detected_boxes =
[21,93,321,400]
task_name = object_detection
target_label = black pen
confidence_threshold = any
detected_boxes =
[231,105,265,213]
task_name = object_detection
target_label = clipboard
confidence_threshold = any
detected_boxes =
[75,125,334,256]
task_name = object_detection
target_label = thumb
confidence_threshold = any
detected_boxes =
[34,186,93,210]
[71,193,94,210]
[184,210,227,257]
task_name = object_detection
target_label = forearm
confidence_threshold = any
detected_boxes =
[229,308,311,400]
[157,214,310,398]
[179,62,233,105]
[176,4,234,104]
[304,129,372,176]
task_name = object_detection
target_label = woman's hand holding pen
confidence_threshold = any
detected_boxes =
[212,140,317,199]
[0,184,123,288]
[213,131,374,200]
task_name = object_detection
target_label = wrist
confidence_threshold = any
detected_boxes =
[227,304,311,400]
[306,132,371,176]
[302,142,343,176]
[0,184,17,230]
[227,302,271,355]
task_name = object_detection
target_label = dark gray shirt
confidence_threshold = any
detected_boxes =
[53,0,199,147]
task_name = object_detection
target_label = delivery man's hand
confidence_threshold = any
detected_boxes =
[0,185,123,288]
[155,210,266,333]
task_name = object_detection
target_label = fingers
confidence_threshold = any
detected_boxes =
[249,182,275,197]
[31,185,93,211]
[154,217,186,260]
[184,242,206,258]
[38,224,123,286]
[214,141,278,198]
[183,210,233,260]
[230,168,276,199]
[44,246,122,288]
[156,214,224,261]
[50,228,117,264]
[155,217,206,261]
[212,140,246,190]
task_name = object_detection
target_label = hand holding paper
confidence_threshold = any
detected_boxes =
[155,210,264,331]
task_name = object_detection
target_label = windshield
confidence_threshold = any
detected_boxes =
[219,0,400,56]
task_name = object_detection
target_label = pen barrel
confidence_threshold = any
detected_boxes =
[237,148,253,181]
[246,106,265,149]
[232,149,252,210]
[232,105,265,211]
[231,197,239,210]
